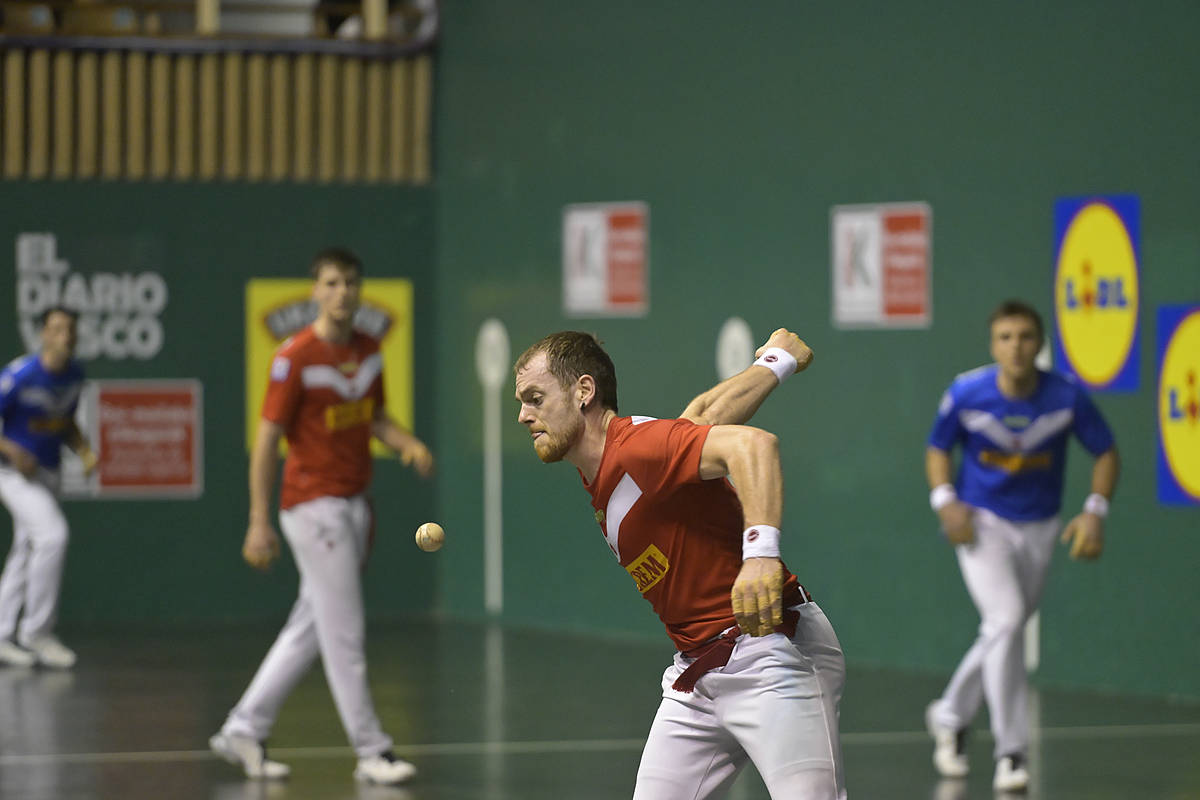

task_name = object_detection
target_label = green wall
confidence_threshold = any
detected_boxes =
[0,183,438,623]
[432,1,1200,699]
[1,1,1196,703]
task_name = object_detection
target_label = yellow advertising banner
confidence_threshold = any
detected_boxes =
[244,279,414,456]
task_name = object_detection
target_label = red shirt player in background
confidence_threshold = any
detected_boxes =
[210,248,433,786]
[514,329,847,800]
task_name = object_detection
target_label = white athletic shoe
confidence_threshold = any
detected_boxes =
[0,639,36,667]
[993,754,1029,792]
[209,732,291,779]
[925,701,969,778]
[354,750,416,785]
[21,635,76,669]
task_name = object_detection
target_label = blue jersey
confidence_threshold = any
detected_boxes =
[0,354,86,471]
[927,365,1114,521]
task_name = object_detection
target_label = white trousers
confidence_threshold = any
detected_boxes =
[932,508,1059,758]
[633,602,847,800]
[221,494,392,758]
[0,466,68,644]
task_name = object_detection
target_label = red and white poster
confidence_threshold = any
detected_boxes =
[563,202,649,317]
[831,202,932,328]
[63,380,203,499]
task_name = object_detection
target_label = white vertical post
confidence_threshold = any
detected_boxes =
[476,319,510,615]
[716,317,754,381]
[1025,336,1054,673]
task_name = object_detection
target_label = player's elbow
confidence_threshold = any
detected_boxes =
[742,426,779,459]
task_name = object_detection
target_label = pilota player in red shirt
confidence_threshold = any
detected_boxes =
[210,248,433,786]
[514,329,846,800]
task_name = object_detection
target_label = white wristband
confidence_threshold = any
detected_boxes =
[1083,493,1109,518]
[743,525,781,559]
[930,484,957,511]
[753,347,798,384]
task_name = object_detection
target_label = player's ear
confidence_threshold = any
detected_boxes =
[577,374,597,411]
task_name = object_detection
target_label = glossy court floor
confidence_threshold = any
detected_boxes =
[0,619,1197,800]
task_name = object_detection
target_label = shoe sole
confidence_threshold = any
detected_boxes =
[994,774,1030,792]
[209,736,290,780]
[0,658,36,668]
[354,766,417,785]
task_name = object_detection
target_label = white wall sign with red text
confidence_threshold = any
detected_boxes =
[831,202,932,329]
[562,202,649,317]
[63,380,203,499]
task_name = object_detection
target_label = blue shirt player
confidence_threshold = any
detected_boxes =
[0,306,96,669]
[922,299,1119,793]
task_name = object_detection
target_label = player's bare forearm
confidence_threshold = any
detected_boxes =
[0,435,20,461]
[680,328,813,425]
[371,413,413,451]
[680,370,776,425]
[927,446,974,543]
[0,435,37,475]
[702,425,787,637]
[63,422,96,466]
[372,412,434,477]
[925,446,954,489]
[64,422,97,460]
[63,421,85,452]
[248,421,283,522]
[1090,447,1119,498]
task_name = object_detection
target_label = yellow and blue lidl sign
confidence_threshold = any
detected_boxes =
[1053,195,1140,391]
[1157,305,1200,506]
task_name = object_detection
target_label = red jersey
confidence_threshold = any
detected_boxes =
[583,416,805,652]
[261,326,384,509]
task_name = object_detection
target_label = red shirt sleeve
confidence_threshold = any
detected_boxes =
[261,346,303,426]
[621,418,712,496]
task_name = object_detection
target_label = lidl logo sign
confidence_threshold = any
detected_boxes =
[1053,196,1140,391]
[1157,305,1200,506]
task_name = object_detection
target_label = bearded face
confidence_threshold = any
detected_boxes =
[516,352,586,464]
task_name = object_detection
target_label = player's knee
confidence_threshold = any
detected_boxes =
[763,762,839,800]
[980,610,1024,641]
[37,517,69,550]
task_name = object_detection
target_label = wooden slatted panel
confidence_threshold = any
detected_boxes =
[4,50,26,178]
[223,52,243,179]
[364,60,384,183]
[198,53,219,180]
[126,51,147,180]
[317,54,337,182]
[77,52,99,178]
[150,53,171,180]
[340,56,361,182]
[269,54,290,181]
[387,58,409,183]
[293,54,314,182]
[246,54,267,181]
[101,51,123,179]
[411,53,431,184]
[27,49,49,179]
[363,0,386,39]
[53,50,73,179]
[173,55,195,180]
[2,47,433,185]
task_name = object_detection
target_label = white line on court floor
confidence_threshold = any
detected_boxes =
[2,723,1198,767]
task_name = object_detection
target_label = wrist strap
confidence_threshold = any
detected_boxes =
[930,484,957,511]
[753,347,798,384]
[743,525,781,559]
[1083,492,1109,518]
